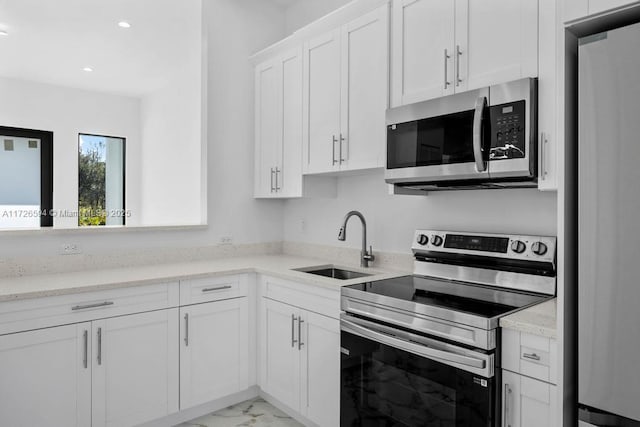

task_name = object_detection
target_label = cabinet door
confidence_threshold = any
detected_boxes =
[537,0,558,191]
[391,0,455,106]
[340,5,389,171]
[303,29,341,174]
[502,370,522,427]
[180,298,249,409]
[502,370,558,427]
[261,298,301,411]
[300,310,340,427]
[254,58,281,197]
[279,48,304,197]
[0,323,91,427]
[456,0,538,92]
[92,309,179,427]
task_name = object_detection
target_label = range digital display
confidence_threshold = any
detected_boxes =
[444,234,509,253]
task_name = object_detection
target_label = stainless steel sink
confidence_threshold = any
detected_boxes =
[296,267,372,280]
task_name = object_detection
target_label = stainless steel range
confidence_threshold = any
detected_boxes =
[340,230,556,427]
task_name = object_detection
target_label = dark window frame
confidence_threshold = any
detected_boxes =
[0,125,54,227]
[77,133,126,226]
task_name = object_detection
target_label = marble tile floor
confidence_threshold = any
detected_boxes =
[177,397,303,427]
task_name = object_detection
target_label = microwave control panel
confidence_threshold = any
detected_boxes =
[489,100,526,160]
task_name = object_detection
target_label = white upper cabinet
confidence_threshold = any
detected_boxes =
[254,48,303,198]
[303,5,389,174]
[91,309,179,427]
[303,30,343,174]
[391,0,539,106]
[0,323,92,427]
[255,59,281,197]
[339,6,389,171]
[391,0,456,106]
[458,0,539,92]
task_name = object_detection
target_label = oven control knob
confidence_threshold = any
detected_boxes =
[532,242,548,256]
[511,240,526,254]
[431,235,443,247]
[416,234,429,245]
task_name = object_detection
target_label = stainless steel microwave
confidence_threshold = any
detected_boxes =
[386,78,538,191]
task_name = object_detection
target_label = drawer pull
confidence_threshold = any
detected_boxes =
[71,301,114,311]
[201,285,232,293]
[523,352,541,361]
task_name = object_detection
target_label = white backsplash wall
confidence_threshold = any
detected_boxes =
[283,170,558,254]
[0,0,287,260]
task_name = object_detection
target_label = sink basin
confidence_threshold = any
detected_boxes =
[297,267,372,280]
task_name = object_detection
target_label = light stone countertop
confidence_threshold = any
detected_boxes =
[500,298,557,339]
[0,254,411,302]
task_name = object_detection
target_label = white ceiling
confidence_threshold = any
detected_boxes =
[270,0,304,6]
[0,0,201,97]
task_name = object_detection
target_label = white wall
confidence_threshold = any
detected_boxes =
[284,0,352,34]
[0,0,287,259]
[0,77,142,228]
[284,170,558,254]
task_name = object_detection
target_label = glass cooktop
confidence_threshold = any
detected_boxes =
[343,275,546,320]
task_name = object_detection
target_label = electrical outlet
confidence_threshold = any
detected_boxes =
[219,236,233,245]
[60,243,81,255]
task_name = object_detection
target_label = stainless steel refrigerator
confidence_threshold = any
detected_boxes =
[579,21,640,426]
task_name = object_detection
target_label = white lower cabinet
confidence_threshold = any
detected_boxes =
[261,297,340,427]
[92,309,179,427]
[180,297,249,409]
[502,370,557,427]
[0,309,179,427]
[0,323,91,427]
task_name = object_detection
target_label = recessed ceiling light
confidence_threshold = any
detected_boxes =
[83,67,93,72]
[0,30,8,36]
[118,21,131,29]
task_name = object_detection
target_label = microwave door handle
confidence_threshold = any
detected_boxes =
[473,96,487,173]
[341,318,486,370]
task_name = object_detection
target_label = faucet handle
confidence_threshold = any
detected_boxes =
[364,245,375,262]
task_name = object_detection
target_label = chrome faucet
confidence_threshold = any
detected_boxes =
[337,210,375,268]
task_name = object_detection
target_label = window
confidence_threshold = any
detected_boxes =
[0,126,53,228]
[78,134,125,226]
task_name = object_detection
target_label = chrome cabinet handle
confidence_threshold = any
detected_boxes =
[523,352,541,361]
[540,132,549,178]
[339,134,346,163]
[201,285,232,293]
[97,327,102,366]
[444,49,451,89]
[72,301,114,311]
[291,314,298,348]
[270,168,275,192]
[332,135,338,165]
[275,167,281,191]
[504,383,513,427]
[455,45,462,86]
[473,96,487,172]
[83,330,88,369]
[184,313,189,347]
[298,317,304,350]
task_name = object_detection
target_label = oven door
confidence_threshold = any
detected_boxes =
[385,87,490,185]
[341,314,496,427]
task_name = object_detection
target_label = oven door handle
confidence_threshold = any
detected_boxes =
[473,96,487,173]
[341,317,486,370]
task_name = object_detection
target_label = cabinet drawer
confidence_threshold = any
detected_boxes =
[179,274,248,306]
[502,328,557,384]
[0,282,179,335]
[260,275,340,319]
